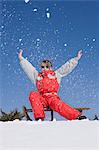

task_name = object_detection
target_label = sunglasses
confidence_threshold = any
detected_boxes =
[41,65,50,69]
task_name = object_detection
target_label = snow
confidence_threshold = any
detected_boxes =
[92,38,96,42]
[46,8,50,11]
[36,38,40,42]
[46,12,51,18]
[0,120,99,150]
[19,18,21,21]
[1,25,4,29]
[84,37,89,41]
[24,0,30,3]
[19,38,22,42]
[87,43,90,46]
[33,8,38,12]
[21,43,24,46]
[64,43,67,47]
[84,37,87,41]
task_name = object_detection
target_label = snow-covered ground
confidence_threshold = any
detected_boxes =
[0,120,99,150]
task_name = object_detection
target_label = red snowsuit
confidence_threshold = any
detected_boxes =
[29,69,81,120]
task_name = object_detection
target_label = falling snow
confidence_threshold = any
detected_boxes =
[1,25,4,29]
[64,43,67,47]
[0,0,98,120]
[92,38,96,42]
[46,8,50,11]
[33,8,38,12]
[87,44,90,46]
[84,37,89,41]
[25,0,30,3]
[46,12,50,18]
[19,39,22,42]
[36,38,40,42]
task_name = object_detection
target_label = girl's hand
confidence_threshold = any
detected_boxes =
[77,50,83,60]
[18,49,23,61]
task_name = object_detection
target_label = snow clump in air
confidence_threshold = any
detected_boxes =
[64,43,67,47]
[92,38,96,42]
[25,0,30,4]
[46,12,51,18]
[33,8,38,12]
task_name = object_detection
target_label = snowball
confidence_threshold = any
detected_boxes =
[92,38,96,42]
[46,12,50,18]
[25,0,30,3]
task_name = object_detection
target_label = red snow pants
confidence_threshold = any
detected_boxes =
[29,91,81,120]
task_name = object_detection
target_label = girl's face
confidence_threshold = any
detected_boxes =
[41,62,52,71]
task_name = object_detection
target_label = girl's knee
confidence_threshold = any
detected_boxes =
[29,91,40,101]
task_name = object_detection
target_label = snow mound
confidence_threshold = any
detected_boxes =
[0,120,99,150]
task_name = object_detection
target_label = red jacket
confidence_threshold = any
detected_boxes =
[36,70,60,94]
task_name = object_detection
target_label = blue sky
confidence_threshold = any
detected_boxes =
[0,0,99,120]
